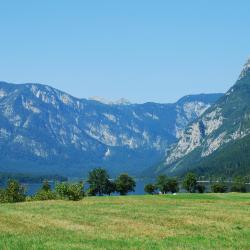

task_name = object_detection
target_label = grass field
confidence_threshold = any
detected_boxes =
[0,194,249,250]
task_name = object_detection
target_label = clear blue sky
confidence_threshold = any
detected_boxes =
[0,1,250,103]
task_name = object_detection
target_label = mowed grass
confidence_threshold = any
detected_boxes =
[0,194,249,250]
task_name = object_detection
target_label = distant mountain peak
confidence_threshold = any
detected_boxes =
[89,96,131,105]
[238,57,250,80]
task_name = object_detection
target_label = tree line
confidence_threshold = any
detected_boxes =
[144,173,248,194]
[0,168,136,203]
[0,170,248,204]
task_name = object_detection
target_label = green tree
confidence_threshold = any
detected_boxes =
[33,180,56,201]
[41,180,51,192]
[231,176,246,192]
[211,181,227,193]
[167,178,179,193]
[87,168,110,196]
[115,173,136,195]
[156,175,179,194]
[196,183,206,193]
[156,175,168,193]
[183,173,197,193]
[5,179,26,203]
[105,180,116,196]
[144,183,156,194]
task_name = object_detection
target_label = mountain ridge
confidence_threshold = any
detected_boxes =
[155,57,250,177]
[0,81,222,176]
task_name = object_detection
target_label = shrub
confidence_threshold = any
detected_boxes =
[86,188,96,196]
[115,173,136,195]
[211,182,227,193]
[66,182,84,201]
[0,188,8,203]
[32,180,57,200]
[4,179,26,203]
[144,183,156,194]
[41,180,51,192]
[33,189,57,201]
[55,182,68,199]
[55,182,84,201]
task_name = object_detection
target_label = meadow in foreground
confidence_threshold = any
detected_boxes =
[0,193,249,250]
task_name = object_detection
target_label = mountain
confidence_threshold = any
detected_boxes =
[0,81,222,176]
[155,58,250,177]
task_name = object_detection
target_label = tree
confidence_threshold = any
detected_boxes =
[5,179,26,202]
[105,180,116,196]
[115,173,136,195]
[183,173,197,193]
[211,181,227,193]
[41,180,51,192]
[156,175,168,193]
[156,175,179,194]
[231,176,246,193]
[87,168,110,196]
[144,183,156,194]
[167,178,179,193]
[196,183,206,193]
[33,180,56,201]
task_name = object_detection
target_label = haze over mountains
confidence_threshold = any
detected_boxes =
[154,58,250,177]
[0,81,221,176]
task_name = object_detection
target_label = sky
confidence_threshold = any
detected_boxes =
[0,1,250,103]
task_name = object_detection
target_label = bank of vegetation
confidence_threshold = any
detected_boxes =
[0,168,248,204]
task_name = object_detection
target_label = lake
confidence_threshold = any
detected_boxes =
[3,179,250,196]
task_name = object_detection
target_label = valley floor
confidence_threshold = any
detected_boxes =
[0,194,249,250]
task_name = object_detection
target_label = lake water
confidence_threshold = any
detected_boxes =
[22,179,150,196]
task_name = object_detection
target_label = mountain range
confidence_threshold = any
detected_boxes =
[0,81,221,176]
[154,58,250,178]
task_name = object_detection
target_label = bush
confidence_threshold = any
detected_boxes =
[86,188,97,196]
[115,173,136,195]
[33,180,57,201]
[33,189,57,201]
[4,179,26,203]
[55,182,68,199]
[41,180,51,192]
[144,183,156,194]
[211,182,227,193]
[66,182,84,201]
[55,182,84,201]
[0,188,8,203]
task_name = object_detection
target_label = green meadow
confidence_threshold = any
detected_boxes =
[0,193,249,250]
